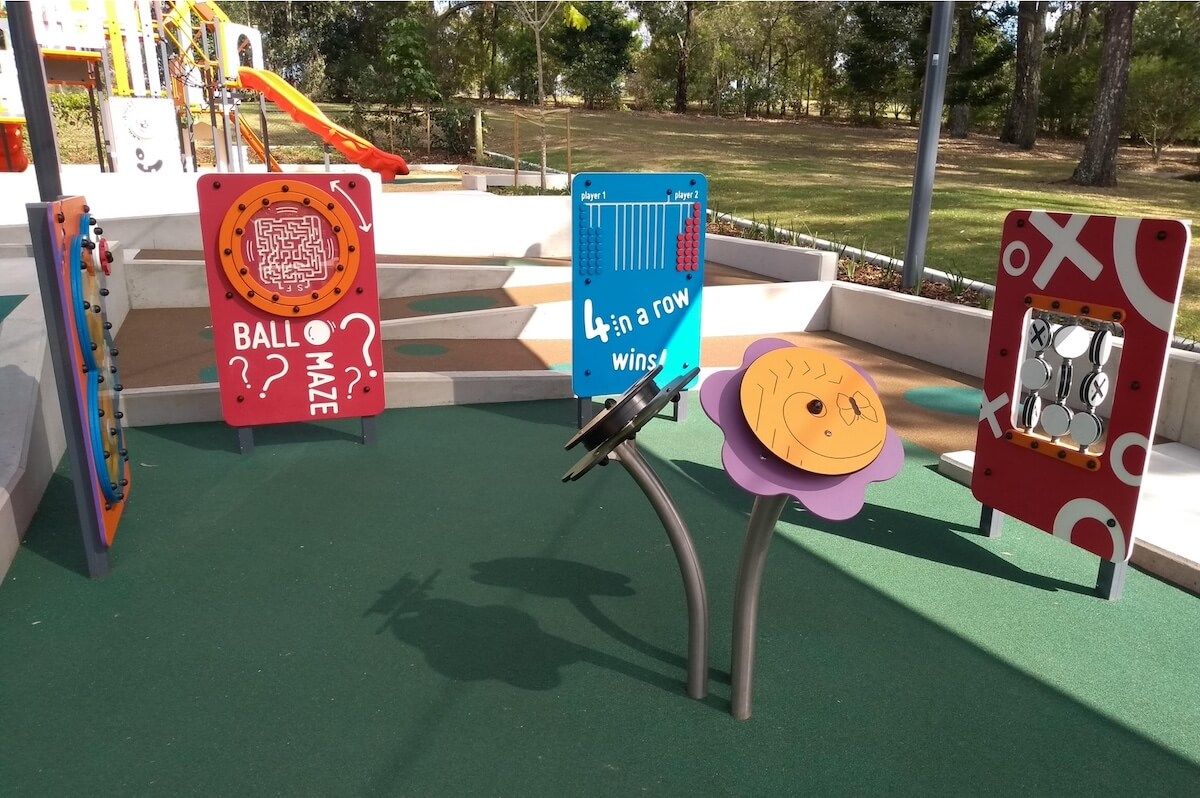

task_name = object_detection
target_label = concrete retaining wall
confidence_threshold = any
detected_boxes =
[706,234,837,282]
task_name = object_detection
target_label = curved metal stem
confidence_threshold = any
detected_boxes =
[730,494,789,721]
[615,439,709,700]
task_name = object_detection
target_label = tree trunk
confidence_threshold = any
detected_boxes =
[1071,2,1137,187]
[673,1,693,114]
[488,3,499,99]
[948,4,976,138]
[534,26,547,190]
[1000,1,1047,148]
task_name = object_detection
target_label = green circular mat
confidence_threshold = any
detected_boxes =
[903,386,983,417]
[408,296,498,315]
[199,365,218,383]
[395,343,450,357]
[549,362,572,374]
[199,327,214,341]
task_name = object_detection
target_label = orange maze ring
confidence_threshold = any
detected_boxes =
[217,180,362,318]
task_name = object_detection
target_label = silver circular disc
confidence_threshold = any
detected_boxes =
[1041,403,1073,437]
[1027,317,1053,353]
[1069,411,1104,447]
[1088,329,1113,366]
[1019,357,1052,390]
[1019,393,1042,429]
[1079,371,1110,408]
[1053,324,1090,359]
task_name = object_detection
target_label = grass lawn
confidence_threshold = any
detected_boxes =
[50,98,1200,338]
[481,105,1200,341]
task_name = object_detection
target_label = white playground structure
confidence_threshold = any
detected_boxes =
[0,0,407,179]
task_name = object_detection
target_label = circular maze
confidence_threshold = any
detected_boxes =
[69,214,129,510]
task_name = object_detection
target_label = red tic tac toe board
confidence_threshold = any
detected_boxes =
[973,210,1190,563]
[197,174,385,427]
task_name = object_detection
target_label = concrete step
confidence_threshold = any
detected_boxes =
[124,253,572,309]
[121,369,571,427]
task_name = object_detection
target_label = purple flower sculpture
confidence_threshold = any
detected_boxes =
[700,337,904,521]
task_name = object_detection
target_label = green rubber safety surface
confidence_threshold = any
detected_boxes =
[0,294,25,322]
[549,361,572,374]
[407,295,499,315]
[198,365,218,383]
[2,401,1198,794]
[904,385,984,417]
[394,342,450,357]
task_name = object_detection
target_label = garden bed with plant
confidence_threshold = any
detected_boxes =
[706,215,991,309]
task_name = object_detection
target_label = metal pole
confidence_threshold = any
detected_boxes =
[614,439,709,700]
[7,0,63,200]
[26,203,111,578]
[199,22,220,169]
[566,109,572,191]
[87,85,106,172]
[901,1,955,290]
[425,109,431,155]
[258,93,272,169]
[729,494,789,720]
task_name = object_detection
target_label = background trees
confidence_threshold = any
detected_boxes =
[232,1,1200,169]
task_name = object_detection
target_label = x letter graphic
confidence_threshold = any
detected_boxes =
[979,391,1010,439]
[1029,212,1104,290]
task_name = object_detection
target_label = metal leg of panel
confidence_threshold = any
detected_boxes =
[360,416,378,446]
[1095,559,1128,601]
[237,427,254,455]
[979,504,1003,539]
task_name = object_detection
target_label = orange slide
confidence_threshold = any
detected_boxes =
[238,66,409,180]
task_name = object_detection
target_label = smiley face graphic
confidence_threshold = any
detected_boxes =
[738,347,887,475]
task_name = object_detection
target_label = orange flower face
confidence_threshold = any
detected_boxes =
[738,347,887,475]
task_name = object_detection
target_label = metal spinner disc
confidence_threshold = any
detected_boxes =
[562,365,700,482]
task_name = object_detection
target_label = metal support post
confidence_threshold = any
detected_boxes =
[1096,559,1128,601]
[360,416,377,446]
[258,94,272,169]
[575,396,598,429]
[614,439,709,700]
[237,427,254,455]
[730,494,789,720]
[979,504,1003,539]
[87,86,107,172]
[901,1,954,290]
[8,0,63,200]
[670,391,689,423]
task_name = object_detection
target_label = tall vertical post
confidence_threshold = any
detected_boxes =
[7,0,63,201]
[512,114,520,187]
[258,94,272,169]
[473,108,484,164]
[901,1,955,290]
[566,109,572,191]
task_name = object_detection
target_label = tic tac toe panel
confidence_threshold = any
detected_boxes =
[572,172,706,397]
[197,174,385,427]
[973,210,1190,562]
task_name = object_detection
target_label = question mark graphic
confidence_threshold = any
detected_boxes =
[345,366,362,399]
[259,353,289,399]
[340,312,378,378]
[227,355,251,388]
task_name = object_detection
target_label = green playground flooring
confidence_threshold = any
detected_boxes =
[0,294,25,322]
[1,400,1198,794]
